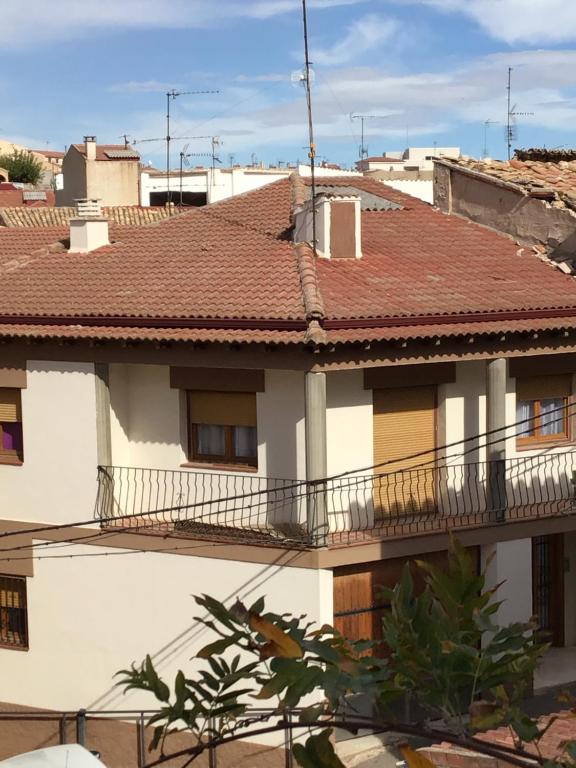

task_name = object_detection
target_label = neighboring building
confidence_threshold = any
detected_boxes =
[140,162,359,206]
[0,140,65,189]
[0,185,56,209]
[434,151,576,266]
[0,204,175,228]
[57,137,140,207]
[3,177,576,756]
[358,147,461,204]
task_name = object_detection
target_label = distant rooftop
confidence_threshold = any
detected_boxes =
[71,143,140,162]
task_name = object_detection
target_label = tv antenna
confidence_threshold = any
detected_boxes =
[350,114,393,160]
[506,68,534,161]
[178,137,222,206]
[482,119,499,159]
[301,0,317,254]
[165,88,219,210]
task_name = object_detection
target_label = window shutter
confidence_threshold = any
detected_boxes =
[373,386,436,469]
[189,392,257,427]
[0,389,21,423]
[516,375,571,401]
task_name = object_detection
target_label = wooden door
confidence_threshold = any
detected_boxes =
[333,549,479,654]
[532,534,565,646]
[373,386,436,517]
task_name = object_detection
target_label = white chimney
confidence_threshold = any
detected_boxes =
[69,198,109,253]
[293,193,362,259]
[84,135,97,161]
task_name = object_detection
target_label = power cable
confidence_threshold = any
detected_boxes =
[0,399,572,551]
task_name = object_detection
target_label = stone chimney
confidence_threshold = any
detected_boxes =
[293,193,362,259]
[84,136,97,161]
[69,199,109,253]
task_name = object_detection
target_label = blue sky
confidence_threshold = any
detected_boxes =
[2,0,576,168]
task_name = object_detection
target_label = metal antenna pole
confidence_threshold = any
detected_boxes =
[507,67,512,161]
[302,0,317,255]
[351,114,392,162]
[165,89,220,213]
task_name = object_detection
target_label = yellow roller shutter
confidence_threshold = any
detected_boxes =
[373,386,436,517]
[516,374,571,401]
[0,389,21,423]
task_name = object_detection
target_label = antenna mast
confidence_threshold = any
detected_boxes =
[301,0,317,255]
[505,68,534,161]
[165,88,219,212]
[350,114,392,160]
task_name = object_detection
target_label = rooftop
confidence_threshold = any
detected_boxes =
[71,143,140,162]
[0,205,177,228]
[2,175,576,347]
[437,154,576,210]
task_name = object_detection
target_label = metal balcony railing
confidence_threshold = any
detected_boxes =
[95,452,576,548]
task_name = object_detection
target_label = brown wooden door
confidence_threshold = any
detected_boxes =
[532,534,565,646]
[373,386,436,517]
[333,549,479,654]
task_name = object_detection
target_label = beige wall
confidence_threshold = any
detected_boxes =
[434,164,576,259]
[57,148,139,207]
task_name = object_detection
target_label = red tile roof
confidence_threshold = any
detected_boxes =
[2,174,576,347]
[71,143,140,162]
[0,189,55,208]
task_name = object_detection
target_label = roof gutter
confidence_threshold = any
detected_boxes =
[2,307,576,333]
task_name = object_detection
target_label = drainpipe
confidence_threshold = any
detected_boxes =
[305,371,328,545]
[486,358,507,521]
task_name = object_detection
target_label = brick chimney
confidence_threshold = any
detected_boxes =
[84,136,97,161]
[69,199,109,253]
[293,193,362,259]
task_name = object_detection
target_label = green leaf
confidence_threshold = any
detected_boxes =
[293,730,345,768]
[197,635,240,659]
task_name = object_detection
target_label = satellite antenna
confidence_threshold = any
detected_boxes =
[506,68,534,161]
[350,114,393,160]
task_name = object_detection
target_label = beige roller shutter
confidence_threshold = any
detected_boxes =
[188,391,256,427]
[0,389,21,423]
[373,386,436,517]
[516,374,571,401]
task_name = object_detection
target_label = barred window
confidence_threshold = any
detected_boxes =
[0,576,28,650]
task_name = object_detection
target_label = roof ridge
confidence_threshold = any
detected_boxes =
[294,242,327,345]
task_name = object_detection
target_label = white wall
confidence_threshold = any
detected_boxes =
[0,361,98,525]
[481,539,533,626]
[382,178,433,204]
[0,546,333,715]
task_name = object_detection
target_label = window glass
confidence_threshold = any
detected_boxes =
[1,422,23,452]
[196,424,226,456]
[540,398,564,436]
[516,400,535,436]
[0,576,28,649]
[234,426,257,458]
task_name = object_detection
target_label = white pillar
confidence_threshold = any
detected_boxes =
[481,539,533,627]
[305,371,328,545]
[95,363,112,466]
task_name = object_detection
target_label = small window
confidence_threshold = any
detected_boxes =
[516,375,571,447]
[0,576,28,650]
[0,388,23,464]
[187,391,257,468]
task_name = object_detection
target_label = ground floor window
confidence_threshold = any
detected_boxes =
[0,575,28,650]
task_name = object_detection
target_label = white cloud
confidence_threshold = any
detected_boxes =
[313,14,399,66]
[0,0,365,48]
[398,0,576,45]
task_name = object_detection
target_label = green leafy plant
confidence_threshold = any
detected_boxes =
[117,540,560,768]
[0,149,44,184]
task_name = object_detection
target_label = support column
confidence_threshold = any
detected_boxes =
[305,371,328,546]
[95,363,112,467]
[486,358,507,520]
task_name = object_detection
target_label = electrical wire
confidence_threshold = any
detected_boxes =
[0,398,573,556]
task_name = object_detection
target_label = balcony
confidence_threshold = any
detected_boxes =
[95,452,576,548]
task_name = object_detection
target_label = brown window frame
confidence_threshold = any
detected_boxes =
[186,392,258,471]
[0,388,24,466]
[516,396,570,449]
[0,575,28,651]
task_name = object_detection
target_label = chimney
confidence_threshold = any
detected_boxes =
[84,135,97,161]
[69,199,109,253]
[293,193,362,259]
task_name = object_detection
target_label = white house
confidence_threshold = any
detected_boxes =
[1,176,576,761]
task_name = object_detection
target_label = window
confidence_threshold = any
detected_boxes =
[0,388,23,464]
[187,391,257,468]
[516,375,571,447]
[0,576,28,650]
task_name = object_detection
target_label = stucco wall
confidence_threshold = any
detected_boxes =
[377,177,433,204]
[434,165,576,256]
[0,361,98,524]
[86,160,140,206]
[481,539,533,626]
[0,547,333,714]
[56,148,88,206]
